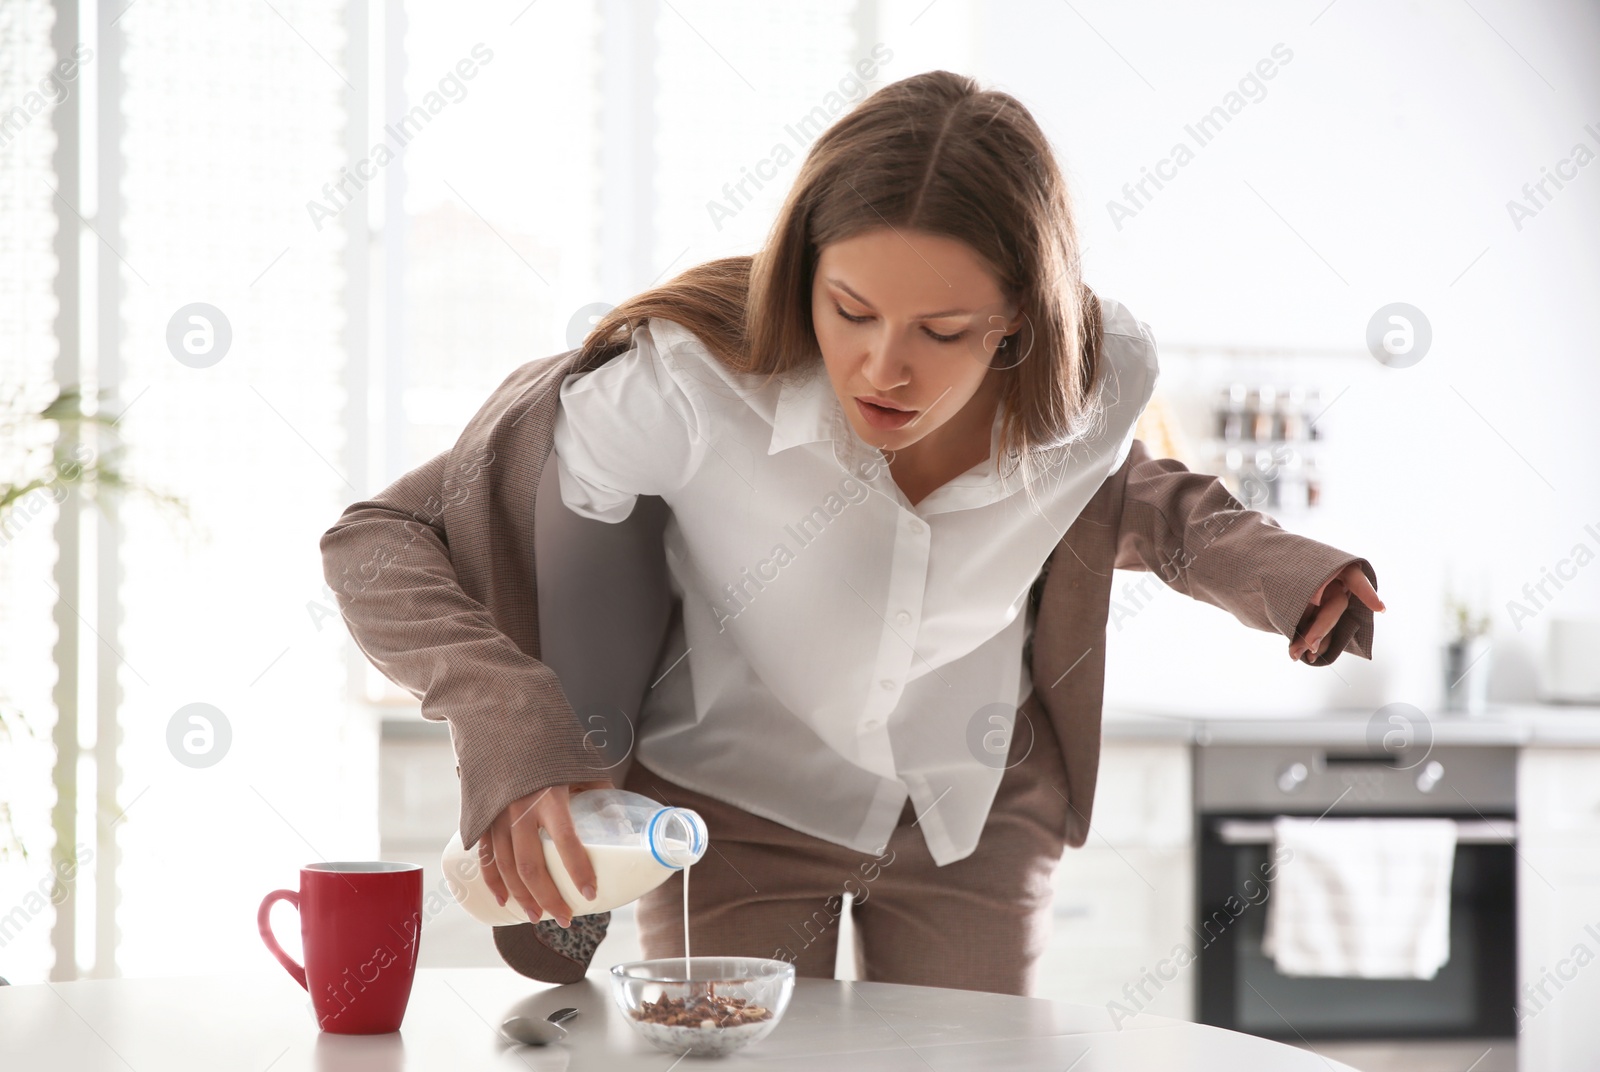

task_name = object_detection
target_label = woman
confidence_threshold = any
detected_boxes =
[323,70,1382,996]
[481,68,1383,990]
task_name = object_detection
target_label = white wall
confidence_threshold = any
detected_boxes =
[950,0,1600,714]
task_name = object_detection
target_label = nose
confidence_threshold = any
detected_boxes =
[859,334,911,392]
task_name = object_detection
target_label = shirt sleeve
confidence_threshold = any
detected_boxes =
[551,318,714,522]
[1106,313,1161,474]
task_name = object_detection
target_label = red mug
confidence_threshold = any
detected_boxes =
[258,861,423,1034]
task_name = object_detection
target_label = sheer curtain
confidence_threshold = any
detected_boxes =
[1,0,902,982]
[0,0,70,984]
[109,0,358,978]
[1,0,360,981]
[654,0,869,266]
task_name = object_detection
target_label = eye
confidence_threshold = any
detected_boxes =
[834,303,967,344]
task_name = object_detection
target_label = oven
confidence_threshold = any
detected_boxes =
[1195,743,1518,1041]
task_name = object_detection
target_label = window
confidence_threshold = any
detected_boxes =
[1,0,894,981]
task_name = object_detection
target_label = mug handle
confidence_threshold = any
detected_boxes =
[258,889,307,990]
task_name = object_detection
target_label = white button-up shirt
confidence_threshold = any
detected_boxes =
[551,298,1158,864]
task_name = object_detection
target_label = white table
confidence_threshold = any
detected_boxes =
[0,968,1361,1070]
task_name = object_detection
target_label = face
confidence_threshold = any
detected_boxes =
[811,227,1024,459]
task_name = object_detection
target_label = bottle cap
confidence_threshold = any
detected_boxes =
[645,806,708,869]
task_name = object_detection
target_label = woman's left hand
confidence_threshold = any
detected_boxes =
[1290,563,1385,663]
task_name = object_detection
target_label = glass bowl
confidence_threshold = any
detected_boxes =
[609,956,796,1058]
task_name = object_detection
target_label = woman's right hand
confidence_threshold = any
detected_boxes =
[478,779,613,928]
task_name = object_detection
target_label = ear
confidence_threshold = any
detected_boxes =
[1005,303,1027,336]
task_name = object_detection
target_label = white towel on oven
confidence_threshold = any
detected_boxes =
[1261,816,1457,979]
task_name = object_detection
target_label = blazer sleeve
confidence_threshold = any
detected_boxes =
[1112,438,1377,665]
[319,449,599,851]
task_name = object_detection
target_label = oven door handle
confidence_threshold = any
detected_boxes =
[1214,818,1517,845]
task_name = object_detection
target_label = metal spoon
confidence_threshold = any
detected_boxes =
[500,1007,581,1046]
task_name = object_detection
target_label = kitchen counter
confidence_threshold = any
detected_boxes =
[1101,702,1600,746]
[0,968,1364,1071]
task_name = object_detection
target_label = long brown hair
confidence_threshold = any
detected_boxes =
[578,69,1105,494]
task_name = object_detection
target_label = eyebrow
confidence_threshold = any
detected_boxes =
[826,278,972,320]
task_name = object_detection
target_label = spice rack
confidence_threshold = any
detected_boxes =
[1206,382,1324,512]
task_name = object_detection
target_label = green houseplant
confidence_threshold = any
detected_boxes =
[1442,587,1493,716]
[0,383,187,865]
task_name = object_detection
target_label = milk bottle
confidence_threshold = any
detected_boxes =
[442,788,708,926]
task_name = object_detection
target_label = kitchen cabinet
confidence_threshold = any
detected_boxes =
[378,719,502,968]
[378,706,1600,1062]
[1516,746,1600,1072]
[378,721,1202,1002]
[1034,741,1194,1018]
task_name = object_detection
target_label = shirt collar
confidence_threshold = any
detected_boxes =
[768,367,1029,514]
[767,366,838,456]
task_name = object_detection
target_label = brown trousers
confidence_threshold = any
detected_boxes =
[620,695,1071,996]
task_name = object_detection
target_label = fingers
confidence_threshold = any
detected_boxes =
[1343,565,1386,612]
[479,784,608,927]
[1291,564,1383,663]
[1291,587,1351,661]
[1312,591,1348,639]
[546,794,599,907]
[492,818,540,922]
[477,835,509,906]
[510,795,576,927]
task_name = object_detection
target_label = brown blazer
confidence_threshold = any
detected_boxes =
[320,331,1376,983]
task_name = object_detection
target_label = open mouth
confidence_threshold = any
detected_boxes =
[861,398,911,412]
[855,397,919,429]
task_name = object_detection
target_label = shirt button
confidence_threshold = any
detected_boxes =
[908,518,925,533]
[879,678,895,691]
[895,611,912,626]
[862,718,882,731]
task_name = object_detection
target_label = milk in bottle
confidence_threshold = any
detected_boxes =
[442,787,708,926]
